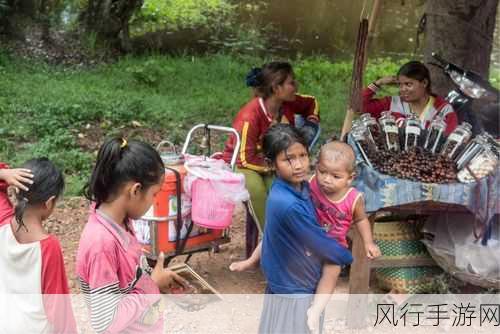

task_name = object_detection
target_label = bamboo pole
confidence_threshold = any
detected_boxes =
[368,0,382,36]
[364,0,383,69]
[339,0,383,141]
[340,18,369,141]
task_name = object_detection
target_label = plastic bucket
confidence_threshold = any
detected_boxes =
[154,165,187,218]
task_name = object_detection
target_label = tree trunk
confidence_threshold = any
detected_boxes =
[12,0,39,17]
[79,0,143,51]
[1,0,57,40]
[1,0,38,38]
[423,0,499,97]
[40,0,51,42]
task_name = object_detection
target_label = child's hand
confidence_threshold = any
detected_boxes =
[365,242,381,259]
[0,168,33,191]
[151,252,189,292]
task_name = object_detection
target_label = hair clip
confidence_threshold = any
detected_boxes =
[120,138,128,148]
[245,67,262,87]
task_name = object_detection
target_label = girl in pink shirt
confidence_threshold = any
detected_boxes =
[76,138,187,333]
[0,158,76,333]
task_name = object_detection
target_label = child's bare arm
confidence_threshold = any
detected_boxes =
[353,196,381,259]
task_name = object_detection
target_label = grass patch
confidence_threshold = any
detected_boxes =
[1,52,410,195]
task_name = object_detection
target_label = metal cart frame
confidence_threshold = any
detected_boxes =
[151,124,241,265]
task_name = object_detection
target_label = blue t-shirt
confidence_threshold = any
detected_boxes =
[261,177,353,294]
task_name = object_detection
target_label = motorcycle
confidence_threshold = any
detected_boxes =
[430,53,499,137]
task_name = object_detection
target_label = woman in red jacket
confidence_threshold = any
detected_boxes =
[363,61,458,135]
[223,62,319,229]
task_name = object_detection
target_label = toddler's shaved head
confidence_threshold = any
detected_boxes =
[318,141,356,173]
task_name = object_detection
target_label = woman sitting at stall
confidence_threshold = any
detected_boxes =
[363,60,458,134]
[222,61,319,229]
[245,67,321,148]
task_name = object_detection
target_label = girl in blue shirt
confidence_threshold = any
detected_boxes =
[258,124,353,334]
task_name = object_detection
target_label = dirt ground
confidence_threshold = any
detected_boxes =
[45,197,353,295]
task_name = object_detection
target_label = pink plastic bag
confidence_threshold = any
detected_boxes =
[184,155,249,229]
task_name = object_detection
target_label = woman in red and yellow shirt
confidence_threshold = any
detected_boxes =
[223,62,319,229]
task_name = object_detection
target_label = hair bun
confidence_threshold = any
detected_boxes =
[245,67,262,87]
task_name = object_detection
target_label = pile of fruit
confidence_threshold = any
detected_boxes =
[369,147,457,184]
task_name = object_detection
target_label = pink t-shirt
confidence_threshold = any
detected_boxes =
[309,176,362,248]
[76,206,162,333]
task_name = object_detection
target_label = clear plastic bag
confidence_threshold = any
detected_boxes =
[422,213,500,287]
[132,219,151,245]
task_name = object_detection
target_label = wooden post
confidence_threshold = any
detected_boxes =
[346,214,375,328]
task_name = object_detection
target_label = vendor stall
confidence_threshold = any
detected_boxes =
[346,118,499,327]
[349,161,499,293]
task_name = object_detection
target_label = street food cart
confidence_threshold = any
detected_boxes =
[133,124,244,265]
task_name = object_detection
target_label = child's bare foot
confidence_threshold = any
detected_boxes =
[306,306,321,334]
[229,258,258,272]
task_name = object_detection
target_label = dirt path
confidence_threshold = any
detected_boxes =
[46,197,352,294]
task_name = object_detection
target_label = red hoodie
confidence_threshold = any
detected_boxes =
[223,94,319,172]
